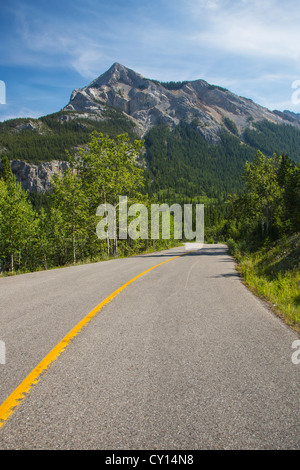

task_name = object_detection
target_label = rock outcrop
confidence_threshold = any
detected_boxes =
[6,160,71,193]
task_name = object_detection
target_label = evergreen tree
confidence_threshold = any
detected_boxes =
[283,164,300,232]
[0,156,13,182]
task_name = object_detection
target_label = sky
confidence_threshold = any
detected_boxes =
[1,0,300,122]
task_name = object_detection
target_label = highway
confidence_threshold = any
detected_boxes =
[0,245,299,449]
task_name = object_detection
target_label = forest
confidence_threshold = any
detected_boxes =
[0,107,137,164]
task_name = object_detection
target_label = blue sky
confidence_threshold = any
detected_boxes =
[1,0,300,122]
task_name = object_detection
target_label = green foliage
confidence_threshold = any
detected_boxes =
[0,131,178,274]
[242,151,283,236]
[230,152,300,240]
[159,81,189,90]
[1,106,300,279]
[0,108,138,164]
[27,192,51,211]
[0,176,37,272]
[77,131,145,204]
[234,234,300,330]
[148,79,189,90]
[0,116,87,163]
[0,155,13,181]
[223,118,239,136]
[144,119,300,206]
[244,120,300,163]
[226,153,300,330]
[76,131,146,257]
[281,161,300,232]
[144,122,254,201]
[227,238,238,255]
[1,108,300,207]
[207,84,228,92]
[51,169,89,264]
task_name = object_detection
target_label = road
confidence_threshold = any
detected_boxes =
[0,244,299,450]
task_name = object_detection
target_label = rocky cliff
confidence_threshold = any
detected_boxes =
[1,160,71,193]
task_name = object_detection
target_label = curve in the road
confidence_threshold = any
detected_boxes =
[0,250,193,430]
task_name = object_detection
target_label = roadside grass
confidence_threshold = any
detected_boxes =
[228,234,300,333]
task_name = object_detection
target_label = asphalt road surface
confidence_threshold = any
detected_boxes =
[0,244,299,450]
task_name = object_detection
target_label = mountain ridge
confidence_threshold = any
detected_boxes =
[63,62,300,142]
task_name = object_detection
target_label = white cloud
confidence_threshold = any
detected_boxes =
[186,0,300,62]
[2,0,300,115]
[70,47,107,79]
[0,107,42,122]
[5,4,108,77]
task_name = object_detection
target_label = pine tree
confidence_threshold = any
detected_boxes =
[0,155,13,182]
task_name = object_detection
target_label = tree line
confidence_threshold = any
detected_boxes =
[0,132,177,274]
[228,151,300,245]
[0,128,299,274]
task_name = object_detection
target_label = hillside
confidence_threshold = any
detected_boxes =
[229,233,300,332]
[1,63,300,200]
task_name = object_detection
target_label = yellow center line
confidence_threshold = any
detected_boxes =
[0,250,194,430]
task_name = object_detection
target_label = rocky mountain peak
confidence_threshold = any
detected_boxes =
[64,63,300,142]
[89,62,146,90]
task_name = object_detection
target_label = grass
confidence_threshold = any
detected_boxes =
[228,234,300,333]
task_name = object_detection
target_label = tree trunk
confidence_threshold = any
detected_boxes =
[113,237,118,257]
[72,231,76,264]
[41,242,48,270]
[265,205,270,236]
[103,193,110,258]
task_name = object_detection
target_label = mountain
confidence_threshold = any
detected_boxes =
[1,63,300,200]
[280,110,300,123]
[63,62,300,143]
